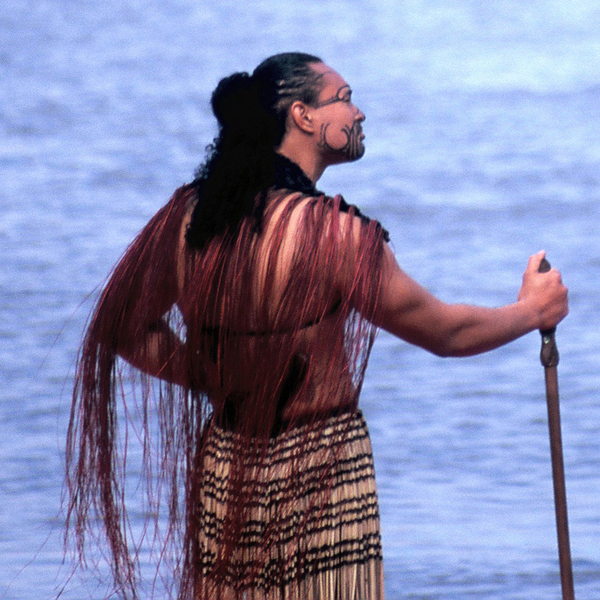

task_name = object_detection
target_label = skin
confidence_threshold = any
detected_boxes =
[278,62,367,181]
[314,82,365,162]
[277,62,568,357]
[120,61,569,412]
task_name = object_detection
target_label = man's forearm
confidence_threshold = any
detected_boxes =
[118,318,190,387]
[426,301,538,358]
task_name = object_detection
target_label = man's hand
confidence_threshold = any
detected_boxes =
[518,251,569,332]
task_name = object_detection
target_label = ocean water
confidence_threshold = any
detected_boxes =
[1,0,600,598]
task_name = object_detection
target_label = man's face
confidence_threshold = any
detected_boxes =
[310,63,366,165]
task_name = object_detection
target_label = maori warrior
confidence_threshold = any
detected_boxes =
[65,53,568,599]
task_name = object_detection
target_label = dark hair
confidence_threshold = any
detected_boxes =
[186,52,323,249]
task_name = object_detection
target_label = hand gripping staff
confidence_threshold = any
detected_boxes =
[538,257,575,600]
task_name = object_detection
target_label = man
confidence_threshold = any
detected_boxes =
[66,53,568,600]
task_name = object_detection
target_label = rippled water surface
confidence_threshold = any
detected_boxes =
[2,1,600,598]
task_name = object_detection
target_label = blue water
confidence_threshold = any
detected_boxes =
[2,0,600,598]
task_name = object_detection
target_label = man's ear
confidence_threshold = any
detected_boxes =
[288,100,315,134]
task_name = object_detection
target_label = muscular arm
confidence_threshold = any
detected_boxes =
[373,247,568,357]
[117,316,190,386]
[113,199,201,388]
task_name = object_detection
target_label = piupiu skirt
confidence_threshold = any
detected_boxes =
[195,409,384,599]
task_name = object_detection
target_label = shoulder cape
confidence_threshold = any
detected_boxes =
[66,180,388,598]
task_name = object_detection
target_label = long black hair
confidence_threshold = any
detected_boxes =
[185,52,323,249]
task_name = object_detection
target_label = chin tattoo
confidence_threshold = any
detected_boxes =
[318,121,365,162]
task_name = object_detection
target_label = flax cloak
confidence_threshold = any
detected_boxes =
[66,182,388,599]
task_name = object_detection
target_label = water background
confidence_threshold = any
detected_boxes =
[2,0,600,598]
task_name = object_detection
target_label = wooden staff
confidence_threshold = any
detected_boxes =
[538,257,574,600]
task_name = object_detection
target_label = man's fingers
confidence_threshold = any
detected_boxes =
[527,250,546,273]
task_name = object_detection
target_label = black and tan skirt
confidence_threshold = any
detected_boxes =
[194,409,384,599]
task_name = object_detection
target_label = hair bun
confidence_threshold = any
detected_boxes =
[211,72,259,130]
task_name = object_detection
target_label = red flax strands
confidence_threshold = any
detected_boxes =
[66,185,387,599]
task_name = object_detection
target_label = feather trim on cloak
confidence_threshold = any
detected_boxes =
[66,183,387,599]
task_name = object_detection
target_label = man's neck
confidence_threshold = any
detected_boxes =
[276,140,325,184]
